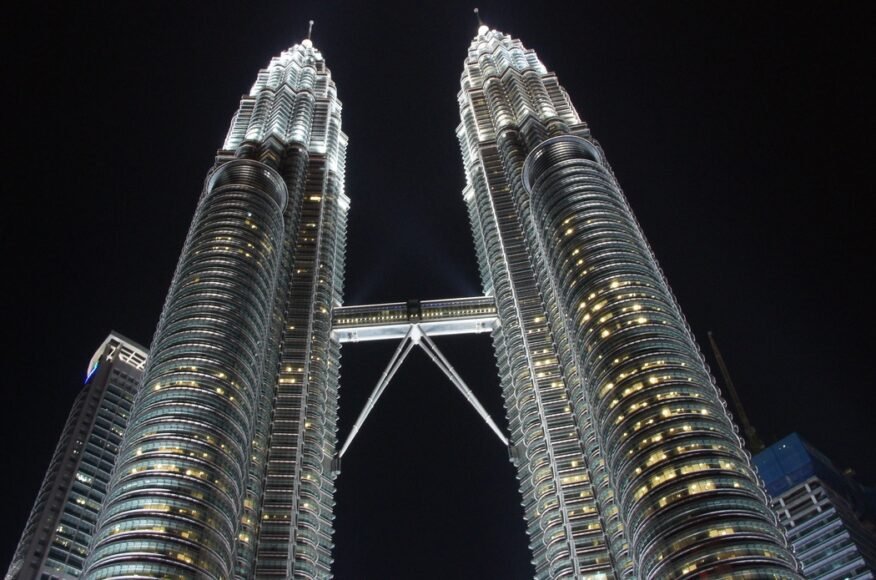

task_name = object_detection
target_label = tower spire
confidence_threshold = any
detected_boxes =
[474,8,488,35]
[708,331,765,453]
[302,19,315,48]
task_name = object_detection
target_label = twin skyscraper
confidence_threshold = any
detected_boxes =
[11,25,801,579]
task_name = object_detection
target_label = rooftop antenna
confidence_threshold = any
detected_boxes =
[302,19,315,48]
[474,8,488,35]
[708,331,765,454]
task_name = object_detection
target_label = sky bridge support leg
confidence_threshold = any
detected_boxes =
[337,324,509,462]
[418,332,509,447]
[338,327,416,458]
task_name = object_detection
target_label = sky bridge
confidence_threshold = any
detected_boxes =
[331,296,499,343]
[331,296,508,462]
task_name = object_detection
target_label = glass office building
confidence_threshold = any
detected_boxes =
[755,433,876,579]
[456,26,800,578]
[6,333,147,580]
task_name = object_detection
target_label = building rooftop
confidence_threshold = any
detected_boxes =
[754,432,875,517]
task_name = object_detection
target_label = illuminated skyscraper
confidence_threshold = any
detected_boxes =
[81,36,348,579]
[11,22,809,580]
[456,25,800,577]
[7,333,147,580]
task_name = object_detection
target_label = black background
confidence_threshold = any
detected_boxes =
[2,2,874,578]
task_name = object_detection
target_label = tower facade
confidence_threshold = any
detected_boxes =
[456,26,800,578]
[81,38,347,579]
[7,333,147,580]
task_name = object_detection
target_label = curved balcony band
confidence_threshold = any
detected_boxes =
[523,135,799,578]
[82,159,288,579]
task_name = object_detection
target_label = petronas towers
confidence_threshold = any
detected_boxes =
[10,23,800,580]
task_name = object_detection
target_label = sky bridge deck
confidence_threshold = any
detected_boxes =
[331,296,498,342]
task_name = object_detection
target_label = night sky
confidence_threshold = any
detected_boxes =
[2,2,874,577]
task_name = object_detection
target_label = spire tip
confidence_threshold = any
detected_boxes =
[302,19,315,48]
[474,7,488,35]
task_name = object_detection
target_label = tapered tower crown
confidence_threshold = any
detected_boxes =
[223,39,343,157]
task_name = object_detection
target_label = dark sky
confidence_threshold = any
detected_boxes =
[2,2,874,577]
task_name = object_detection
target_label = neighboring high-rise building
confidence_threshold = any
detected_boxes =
[6,333,147,580]
[455,25,800,577]
[81,36,348,579]
[755,433,876,579]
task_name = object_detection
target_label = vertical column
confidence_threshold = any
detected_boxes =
[83,160,288,579]
[234,143,309,580]
[458,52,618,575]
[255,150,348,579]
